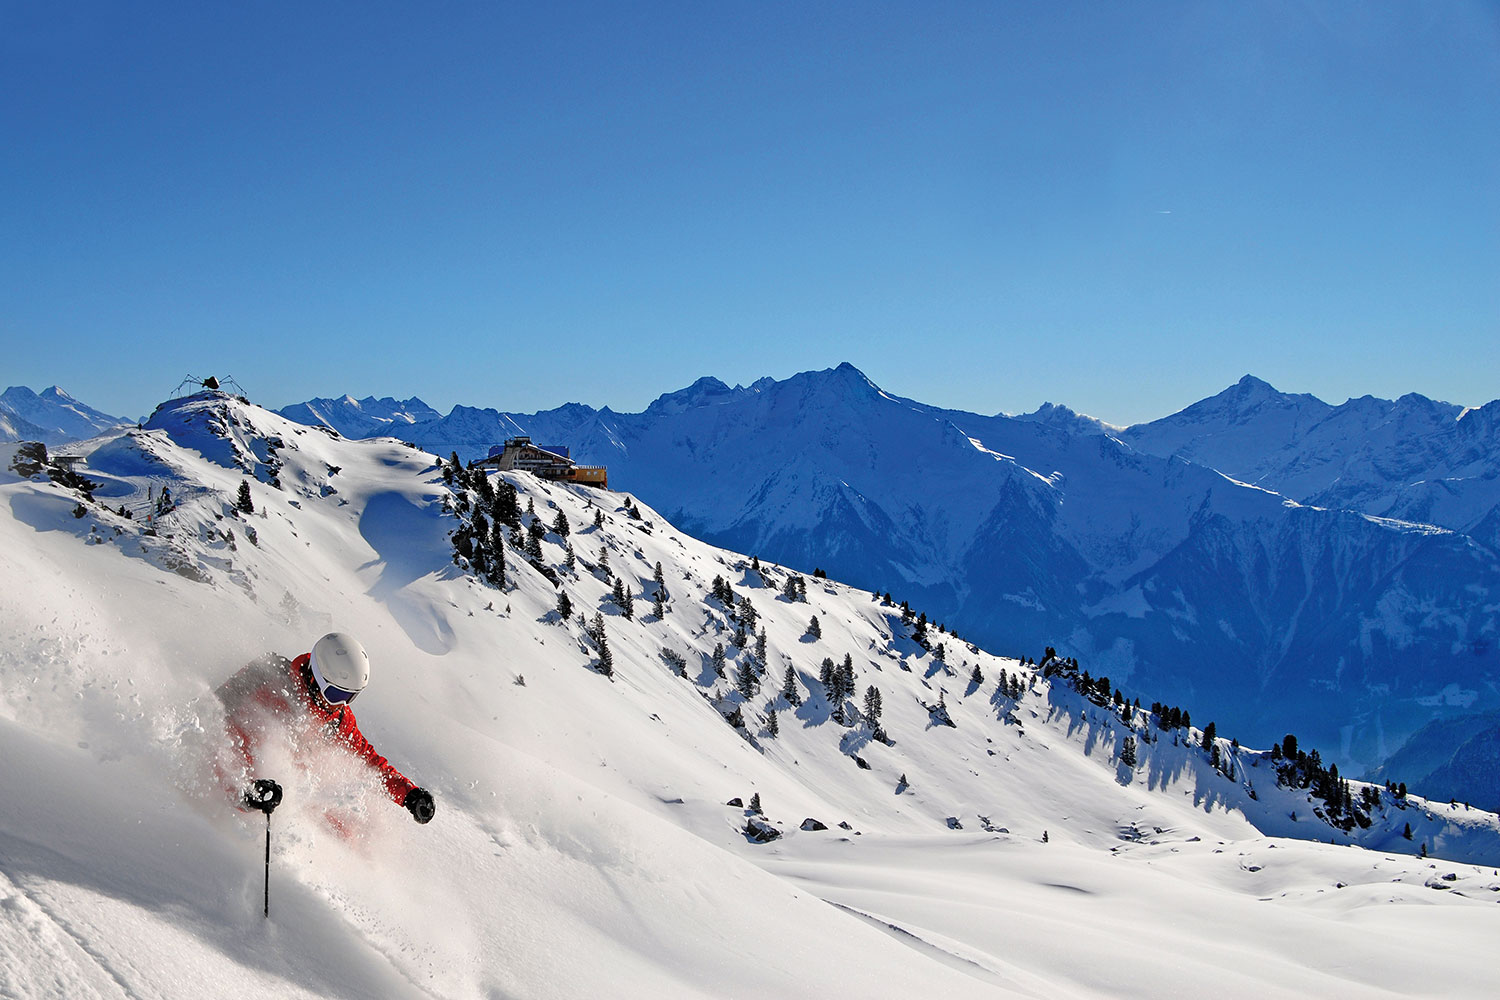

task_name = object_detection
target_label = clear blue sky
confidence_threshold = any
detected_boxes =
[3,2,1497,424]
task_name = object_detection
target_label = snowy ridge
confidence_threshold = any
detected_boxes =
[2,390,1499,998]
[0,385,129,445]
[297,365,1500,784]
[276,395,442,440]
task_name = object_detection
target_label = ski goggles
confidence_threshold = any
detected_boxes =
[309,654,362,706]
[320,683,359,705]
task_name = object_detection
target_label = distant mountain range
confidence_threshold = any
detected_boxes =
[270,366,1500,788]
[0,385,130,444]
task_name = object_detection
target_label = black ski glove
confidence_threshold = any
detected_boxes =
[404,787,435,824]
[243,778,283,815]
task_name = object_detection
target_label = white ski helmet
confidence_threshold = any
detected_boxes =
[309,632,370,706]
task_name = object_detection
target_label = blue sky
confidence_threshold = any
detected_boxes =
[3,2,1497,424]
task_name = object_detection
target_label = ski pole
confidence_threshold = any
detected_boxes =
[264,810,272,918]
[246,778,283,918]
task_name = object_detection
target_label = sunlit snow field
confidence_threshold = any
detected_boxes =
[2,393,1497,999]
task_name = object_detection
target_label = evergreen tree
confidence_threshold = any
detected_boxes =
[653,561,666,599]
[840,654,855,701]
[913,613,929,648]
[565,542,577,573]
[754,628,767,668]
[819,657,836,698]
[737,595,758,632]
[612,576,628,611]
[749,792,762,814]
[557,591,573,619]
[593,507,604,528]
[622,585,635,621]
[863,685,883,726]
[488,523,507,586]
[1403,822,1413,840]
[712,642,727,678]
[525,527,544,563]
[553,510,570,538]
[781,665,801,706]
[970,664,984,686]
[933,642,945,662]
[598,546,610,575]
[766,707,779,738]
[495,480,521,530]
[236,480,254,515]
[590,613,613,678]
[806,615,821,639]
[737,659,757,700]
[1201,721,1217,750]
[782,576,799,601]
[1121,735,1138,768]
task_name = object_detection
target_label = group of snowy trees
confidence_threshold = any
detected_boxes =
[444,453,525,589]
[1271,733,1380,832]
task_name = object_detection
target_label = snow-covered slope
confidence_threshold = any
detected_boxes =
[3,389,1499,998]
[0,385,129,444]
[0,408,52,445]
[312,366,1500,784]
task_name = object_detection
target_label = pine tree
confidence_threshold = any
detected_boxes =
[590,613,613,678]
[863,685,883,726]
[819,657,836,698]
[712,642,727,678]
[557,591,573,618]
[612,576,628,610]
[806,615,821,639]
[553,510,569,538]
[1201,721,1217,750]
[782,576,799,601]
[565,542,576,573]
[970,664,984,686]
[495,480,521,530]
[525,527,544,563]
[749,792,762,814]
[488,522,506,586]
[653,560,666,598]
[593,507,604,528]
[236,480,254,515]
[840,654,855,701]
[737,659,757,700]
[754,628,767,668]
[598,546,610,575]
[781,665,801,706]
[766,707,779,738]
[1121,735,1138,768]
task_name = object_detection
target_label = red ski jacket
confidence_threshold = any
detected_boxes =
[215,652,417,806]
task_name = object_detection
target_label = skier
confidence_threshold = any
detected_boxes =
[215,632,436,825]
